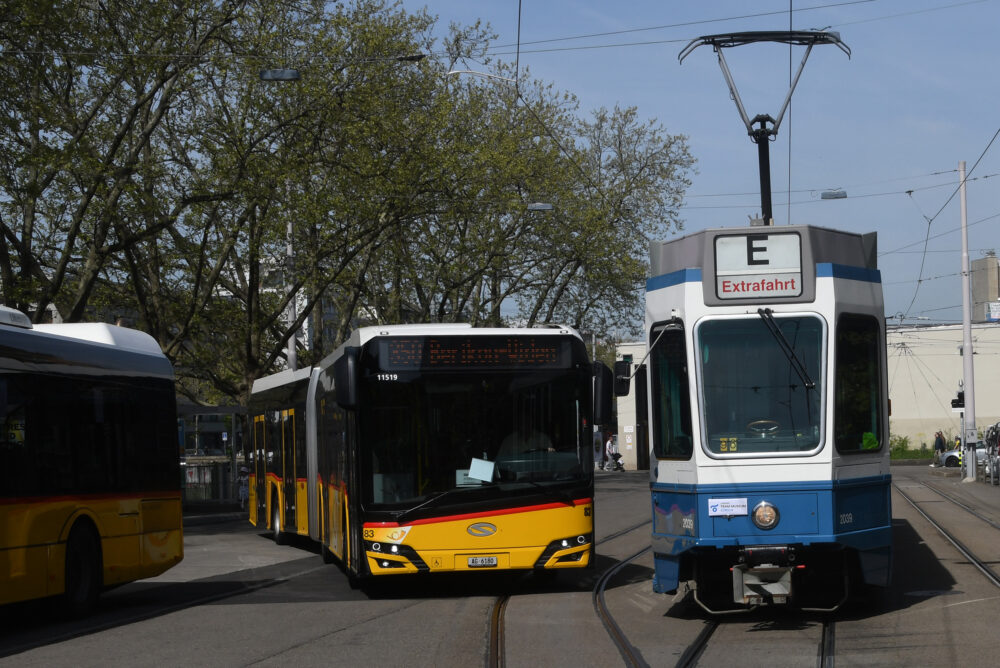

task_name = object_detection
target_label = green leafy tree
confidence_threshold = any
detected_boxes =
[0,0,695,406]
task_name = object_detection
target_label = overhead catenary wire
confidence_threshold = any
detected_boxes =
[900,126,1000,318]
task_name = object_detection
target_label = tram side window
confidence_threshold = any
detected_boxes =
[650,326,693,459]
[835,314,882,453]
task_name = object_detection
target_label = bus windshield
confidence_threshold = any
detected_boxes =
[357,367,589,511]
[698,315,824,455]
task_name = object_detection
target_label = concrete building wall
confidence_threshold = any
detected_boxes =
[887,323,1000,448]
[614,342,647,470]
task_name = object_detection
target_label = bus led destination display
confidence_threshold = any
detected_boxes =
[379,336,570,370]
[714,232,802,300]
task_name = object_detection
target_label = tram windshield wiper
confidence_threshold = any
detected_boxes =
[757,308,816,390]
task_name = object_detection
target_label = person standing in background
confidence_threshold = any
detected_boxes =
[932,431,946,467]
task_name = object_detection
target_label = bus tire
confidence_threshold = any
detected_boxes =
[272,501,286,545]
[62,523,102,618]
[347,526,370,590]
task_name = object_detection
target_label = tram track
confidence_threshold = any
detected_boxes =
[674,616,835,667]
[593,545,652,667]
[485,518,653,667]
[893,480,1000,589]
[590,518,653,666]
[588,514,840,668]
[487,594,509,667]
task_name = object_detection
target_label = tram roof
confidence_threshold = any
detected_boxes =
[650,224,877,277]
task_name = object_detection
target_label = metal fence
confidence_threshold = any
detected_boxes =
[178,404,245,507]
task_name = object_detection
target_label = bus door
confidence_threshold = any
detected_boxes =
[252,415,267,526]
[281,409,297,533]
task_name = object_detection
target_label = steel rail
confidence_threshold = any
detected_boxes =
[598,518,652,545]
[593,545,651,667]
[487,594,509,668]
[894,482,1000,589]
[920,479,1000,532]
[819,619,836,668]
[674,620,719,668]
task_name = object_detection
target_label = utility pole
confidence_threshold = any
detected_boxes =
[960,160,977,482]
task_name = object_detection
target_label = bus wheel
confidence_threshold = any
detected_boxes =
[62,523,101,618]
[347,529,370,590]
[272,503,286,545]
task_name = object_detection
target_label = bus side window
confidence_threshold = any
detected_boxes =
[1,378,24,444]
[1,377,29,496]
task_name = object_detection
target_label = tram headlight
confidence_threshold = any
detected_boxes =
[751,501,780,530]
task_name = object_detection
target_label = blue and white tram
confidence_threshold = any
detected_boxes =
[635,224,891,613]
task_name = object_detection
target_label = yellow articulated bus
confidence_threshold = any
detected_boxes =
[0,306,182,615]
[248,324,611,585]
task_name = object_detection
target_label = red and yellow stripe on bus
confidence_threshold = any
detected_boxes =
[360,499,594,575]
[0,493,182,606]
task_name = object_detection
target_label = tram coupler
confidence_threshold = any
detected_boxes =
[732,545,796,606]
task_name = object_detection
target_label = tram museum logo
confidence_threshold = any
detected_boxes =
[714,232,802,300]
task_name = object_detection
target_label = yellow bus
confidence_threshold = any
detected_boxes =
[0,306,182,615]
[249,324,610,585]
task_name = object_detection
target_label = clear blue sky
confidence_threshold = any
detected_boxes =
[400,0,1000,326]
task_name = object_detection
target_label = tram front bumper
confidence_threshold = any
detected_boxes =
[732,544,796,606]
[731,563,793,606]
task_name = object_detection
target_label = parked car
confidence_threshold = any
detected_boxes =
[938,445,986,468]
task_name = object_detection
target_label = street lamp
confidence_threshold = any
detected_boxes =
[447,69,517,85]
[260,55,425,370]
[820,189,847,200]
[259,68,301,82]
[526,202,554,211]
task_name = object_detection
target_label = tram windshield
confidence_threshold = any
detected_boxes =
[698,315,823,455]
[356,348,590,512]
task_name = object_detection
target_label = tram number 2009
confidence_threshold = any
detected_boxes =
[839,513,854,526]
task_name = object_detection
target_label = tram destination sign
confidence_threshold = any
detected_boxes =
[714,232,802,300]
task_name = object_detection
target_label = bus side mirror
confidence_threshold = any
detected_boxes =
[593,361,613,427]
[333,346,359,409]
[613,360,631,396]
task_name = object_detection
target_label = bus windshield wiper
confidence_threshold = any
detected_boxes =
[394,485,492,524]
[757,308,816,389]
[502,478,576,506]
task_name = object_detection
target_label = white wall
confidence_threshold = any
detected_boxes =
[887,324,1000,448]
[614,342,647,470]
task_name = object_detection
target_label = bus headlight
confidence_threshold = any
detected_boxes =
[751,501,780,530]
